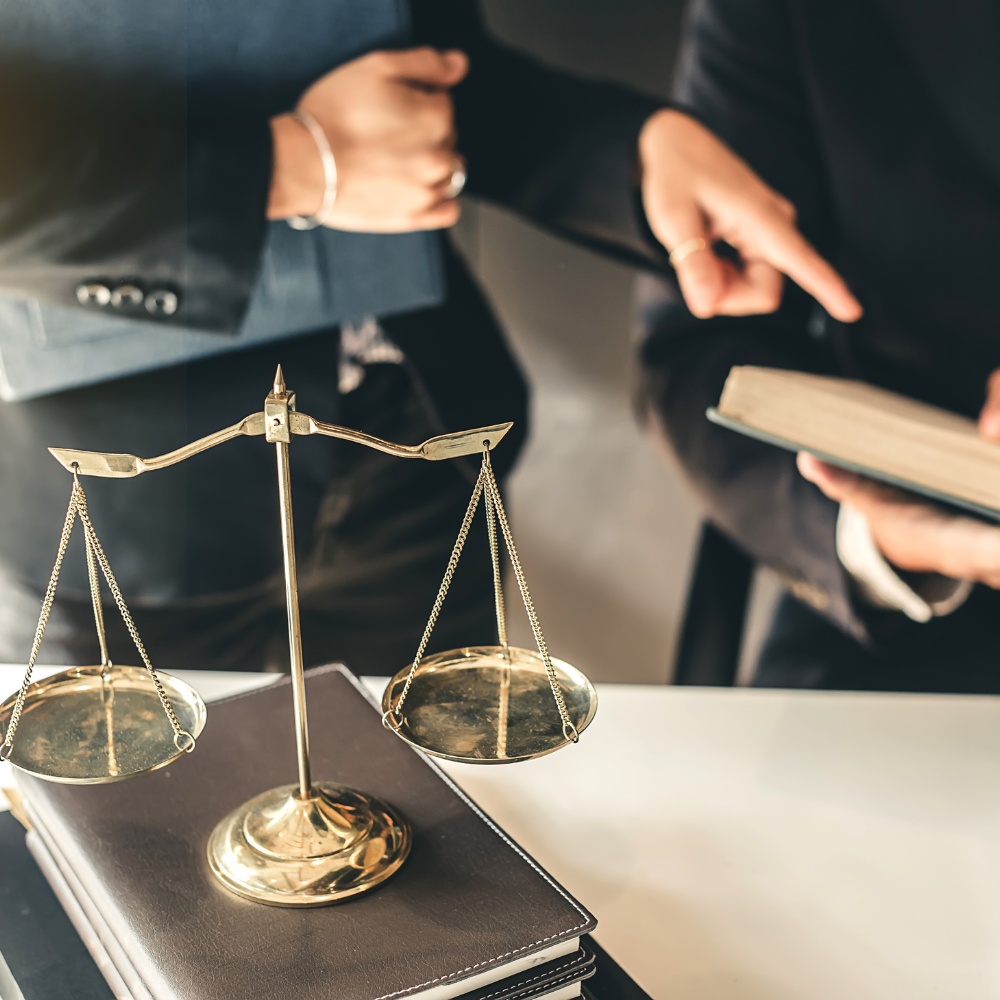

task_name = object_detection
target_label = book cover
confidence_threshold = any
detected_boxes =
[709,366,1000,522]
[31,819,599,1000]
[0,813,652,1000]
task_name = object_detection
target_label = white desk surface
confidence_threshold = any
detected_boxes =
[3,666,1000,1000]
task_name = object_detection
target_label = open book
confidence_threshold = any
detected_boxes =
[708,366,1000,521]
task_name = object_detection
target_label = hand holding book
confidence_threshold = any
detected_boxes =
[796,368,1000,592]
[798,453,1000,593]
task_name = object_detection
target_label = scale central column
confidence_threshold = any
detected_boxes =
[268,372,311,799]
[206,367,411,906]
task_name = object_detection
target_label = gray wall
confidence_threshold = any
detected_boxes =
[454,1,702,684]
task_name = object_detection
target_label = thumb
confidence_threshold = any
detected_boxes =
[796,452,855,500]
[796,452,900,510]
[386,47,469,88]
[979,369,1000,442]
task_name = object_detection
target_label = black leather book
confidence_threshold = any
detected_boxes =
[0,809,113,1000]
[28,822,598,1000]
[0,812,648,1000]
[12,666,597,1000]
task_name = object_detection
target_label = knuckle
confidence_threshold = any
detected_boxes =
[774,196,797,221]
[761,286,783,311]
[680,262,714,288]
[653,196,690,226]
[431,112,456,146]
[418,186,446,212]
[365,50,393,72]
[422,150,454,182]
[418,98,454,140]
[420,202,461,230]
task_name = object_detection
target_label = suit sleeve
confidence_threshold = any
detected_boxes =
[635,0,899,643]
[415,2,670,272]
[0,66,272,332]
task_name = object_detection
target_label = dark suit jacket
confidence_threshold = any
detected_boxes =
[636,0,1000,680]
[0,1,667,600]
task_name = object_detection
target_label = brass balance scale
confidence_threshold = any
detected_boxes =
[0,368,597,907]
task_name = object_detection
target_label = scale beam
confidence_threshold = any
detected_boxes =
[48,413,267,478]
[290,413,512,461]
[49,415,513,478]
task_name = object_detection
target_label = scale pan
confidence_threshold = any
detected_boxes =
[382,646,597,764]
[0,665,206,784]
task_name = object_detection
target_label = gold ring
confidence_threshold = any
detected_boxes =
[668,236,709,266]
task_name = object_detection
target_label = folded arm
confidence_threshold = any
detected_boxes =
[0,63,272,331]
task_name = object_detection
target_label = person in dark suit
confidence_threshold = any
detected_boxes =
[0,0,858,675]
[636,0,1000,692]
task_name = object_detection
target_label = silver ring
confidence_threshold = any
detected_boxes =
[445,160,467,199]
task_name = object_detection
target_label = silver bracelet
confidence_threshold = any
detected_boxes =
[286,108,338,230]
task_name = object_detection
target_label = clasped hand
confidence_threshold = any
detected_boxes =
[268,48,468,232]
[267,46,863,323]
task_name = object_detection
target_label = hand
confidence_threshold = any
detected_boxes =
[978,369,1000,441]
[797,452,1000,588]
[639,109,863,323]
[268,47,468,232]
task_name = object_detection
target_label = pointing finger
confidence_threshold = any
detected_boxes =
[743,207,863,323]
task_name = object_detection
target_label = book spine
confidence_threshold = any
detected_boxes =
[21,798,154,1000]
[25,830,135,1000]
[531,986,581,999]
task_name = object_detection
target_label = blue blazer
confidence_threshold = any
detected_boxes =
[0,0,445,399]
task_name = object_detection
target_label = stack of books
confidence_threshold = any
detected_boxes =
[6,665,643,1000]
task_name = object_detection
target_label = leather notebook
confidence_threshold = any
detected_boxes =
[28,822,597,1000]
[13,666,597,1000]
[0,809,114,1000]
[0,812,648,1000]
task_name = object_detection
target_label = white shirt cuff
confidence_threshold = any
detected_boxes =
[835,504,973,623]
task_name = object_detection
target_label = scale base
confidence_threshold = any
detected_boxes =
[207,782,411,907]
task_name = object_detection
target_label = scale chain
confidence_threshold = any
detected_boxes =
[1,475,194,761]
[481,455,578,743]
[84,509,110,669]
[73,483,194,753]
[385,469,485,728]
[484,456,509,651]
[386,447,578,744]
[0,483,80,759]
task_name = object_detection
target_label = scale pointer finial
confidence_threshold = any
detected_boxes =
[273,365,286,396]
